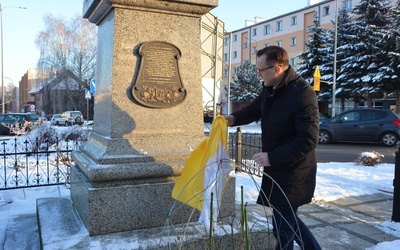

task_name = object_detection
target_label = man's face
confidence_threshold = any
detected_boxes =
[256,54,276,87]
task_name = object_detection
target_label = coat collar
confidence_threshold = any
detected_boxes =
[263,65,301,97]
[276,65,300,89]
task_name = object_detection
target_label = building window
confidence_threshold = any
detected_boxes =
[224,37,229,46]
[343,0,352,11]
[233,51,237,58]
[224,53,228,62]
[290,37,297,46]
[276,20,283,31]
[291,16,297,25]
[224,69,228,77]
[276,40,282,47]
[358,101,383,109]
[323,6,330,16]
[306,25,313,33]
[264,24,270,35]
[290,58,296,66]
[252,28,257,36]
[264,43,269,47]
[252,46,257,54]
[234,67,238,74]
[233,34,237,42]
[243,42,248,48]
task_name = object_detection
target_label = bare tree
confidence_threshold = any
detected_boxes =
[35,14,97,115]
[68,15,97,82]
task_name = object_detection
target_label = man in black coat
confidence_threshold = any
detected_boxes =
[224,46,321,250]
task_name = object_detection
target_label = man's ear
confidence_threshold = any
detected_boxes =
[273,65,281,76]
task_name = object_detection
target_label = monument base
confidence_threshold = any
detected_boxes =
[70,162,236,236]
[36,197,275,249]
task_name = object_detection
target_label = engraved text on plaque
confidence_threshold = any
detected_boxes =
[131,41,186,108]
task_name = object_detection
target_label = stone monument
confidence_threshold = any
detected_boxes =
[70,0,235,236]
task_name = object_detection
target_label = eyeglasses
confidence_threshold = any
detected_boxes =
[257,65,275,73]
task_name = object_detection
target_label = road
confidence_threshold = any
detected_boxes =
[1,132,398,164]
[317,142,398,164]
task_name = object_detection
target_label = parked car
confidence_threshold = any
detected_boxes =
[50,114,66,126]
[61,111,84,126]
[0,113,40,134]
[319,108,400,147]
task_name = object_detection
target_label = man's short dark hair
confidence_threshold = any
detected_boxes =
[256,46,289,66]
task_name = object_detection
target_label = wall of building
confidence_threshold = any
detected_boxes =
[18,68,49,113]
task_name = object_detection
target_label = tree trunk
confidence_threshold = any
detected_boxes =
[367,93,373,108]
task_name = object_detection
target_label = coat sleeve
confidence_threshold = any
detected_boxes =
[230,91,263,126]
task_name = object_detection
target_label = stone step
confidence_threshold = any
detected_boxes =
[36,197,274,249]
[36,197,88,249]
[4,213,39,249]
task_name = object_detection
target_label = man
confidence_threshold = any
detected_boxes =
[224,46,321,249]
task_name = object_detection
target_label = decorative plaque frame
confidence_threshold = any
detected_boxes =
[131,41,187,108]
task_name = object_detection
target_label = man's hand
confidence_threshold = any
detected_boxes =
[252,152,270,166]
[222,115,235,126]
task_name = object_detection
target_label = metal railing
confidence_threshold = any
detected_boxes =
[0,136,78,190]
[0,128,263,190]
[228,127,263,177]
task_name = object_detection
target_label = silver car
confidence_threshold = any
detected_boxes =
[50,114,66,126]
[61,111,84,126]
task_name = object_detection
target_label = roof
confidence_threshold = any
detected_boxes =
[28,70,83,95]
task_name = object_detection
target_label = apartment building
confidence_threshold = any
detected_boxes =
[223,0,356,77]
[222,0,396,114]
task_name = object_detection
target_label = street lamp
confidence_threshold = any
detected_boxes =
[0,3,27,114]
[332,0,339,117]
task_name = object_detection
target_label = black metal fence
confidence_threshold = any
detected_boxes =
[1,128,262,190]
[227,127,263,177]
[0,136,78,190]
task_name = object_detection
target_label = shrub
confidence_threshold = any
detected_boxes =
[356,151,384,166]
[25,122,91,151]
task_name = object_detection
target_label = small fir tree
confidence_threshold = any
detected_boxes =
[228,60,261,103]
[297,18,332,99]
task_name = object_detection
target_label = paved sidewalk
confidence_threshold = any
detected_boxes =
[248,192,399,249]
[3,193,399,249]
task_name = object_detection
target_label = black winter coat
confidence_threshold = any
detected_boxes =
[231,66,319,209]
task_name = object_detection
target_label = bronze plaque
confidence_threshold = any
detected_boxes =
[131,41,186,108]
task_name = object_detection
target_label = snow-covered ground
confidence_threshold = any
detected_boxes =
[204,121,261,133]
[0,122,399,249]
[1,161,399,249]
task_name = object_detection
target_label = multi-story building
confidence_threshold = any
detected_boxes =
[223,0,347,74]
[222,0,396,115]
[18,68,50,114]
